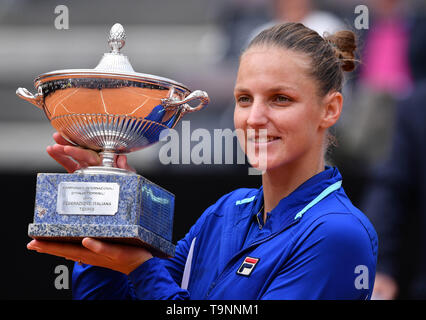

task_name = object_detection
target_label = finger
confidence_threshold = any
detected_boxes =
[27,240,42,251]
[82,237,124,261]
[63,145,101,166]
[51,132,101,167]
[27,239,87,260]
[27,239,115,267]
[81,238,153,274]
[116,155,136,172]
[53,132,76,146]
[47,145,80,173]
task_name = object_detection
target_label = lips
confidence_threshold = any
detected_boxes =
[248,136,280,143]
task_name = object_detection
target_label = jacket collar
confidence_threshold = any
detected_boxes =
[249,166,343,235]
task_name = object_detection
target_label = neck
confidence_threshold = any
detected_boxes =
[261,156,325,219]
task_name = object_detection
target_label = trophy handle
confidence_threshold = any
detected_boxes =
[16,87,44,109]
[161,89,209,114]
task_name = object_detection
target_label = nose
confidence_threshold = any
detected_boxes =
[246,100,268,128]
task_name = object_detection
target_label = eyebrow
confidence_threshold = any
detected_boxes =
[234,85,297,93]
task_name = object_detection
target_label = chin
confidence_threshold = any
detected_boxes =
[250,150,306,173]
[247,157,283,173]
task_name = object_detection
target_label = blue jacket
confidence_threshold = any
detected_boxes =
[72,166,378,300]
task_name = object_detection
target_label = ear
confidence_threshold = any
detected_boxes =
[319,91,343,129]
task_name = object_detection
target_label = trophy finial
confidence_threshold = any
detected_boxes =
[95,23,134,72]
[108,23,126,54]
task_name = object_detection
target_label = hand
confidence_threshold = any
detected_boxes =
[46,132,135,173]
[372,272,399,300]
[27,238,153,275]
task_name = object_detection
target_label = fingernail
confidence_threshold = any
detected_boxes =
[27,240,42,250]
[27,243,41,251]
[82,237,99,251]
[82,237,93,246]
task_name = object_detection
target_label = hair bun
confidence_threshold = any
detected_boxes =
[325,30,357,72]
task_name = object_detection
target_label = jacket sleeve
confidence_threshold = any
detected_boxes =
[72,201,214,300]
[127,202,215,300]
[72,263,137,300]
[260,213,377,300]
[72,233,194,300]
[72,227,195,300]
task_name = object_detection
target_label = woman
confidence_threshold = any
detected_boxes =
[27,23,378,300]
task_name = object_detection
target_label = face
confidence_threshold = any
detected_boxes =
[234,46,337,172]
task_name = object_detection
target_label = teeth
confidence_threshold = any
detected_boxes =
[250,137,277,143]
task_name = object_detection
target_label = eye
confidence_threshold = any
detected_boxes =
[272,94,292,105]
[236,95,252,106]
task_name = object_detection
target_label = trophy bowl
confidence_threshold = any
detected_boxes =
[16,23,210,257]
[17,23,209,173]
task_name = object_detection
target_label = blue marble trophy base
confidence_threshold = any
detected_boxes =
[29,172,176,258]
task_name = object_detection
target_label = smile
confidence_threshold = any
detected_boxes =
[248,136,280,143]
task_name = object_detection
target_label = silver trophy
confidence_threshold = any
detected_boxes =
[16,23,209,257]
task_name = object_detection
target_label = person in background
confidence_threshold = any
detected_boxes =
[248,0,344,45]
[337,0,414,167]
[362,12,426,300]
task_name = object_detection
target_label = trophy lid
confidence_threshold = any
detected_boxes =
[93,22,135,73]
[34,23,190,92]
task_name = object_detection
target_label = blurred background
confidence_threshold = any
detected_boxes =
[0,0,425,299]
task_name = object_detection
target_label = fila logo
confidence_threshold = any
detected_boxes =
[237,257,260,276]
